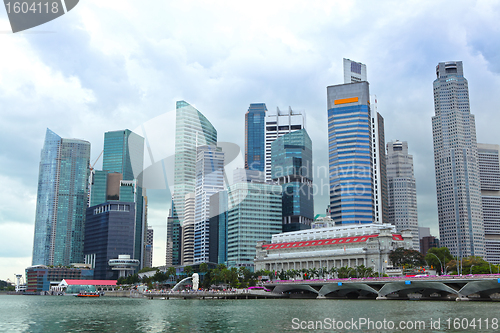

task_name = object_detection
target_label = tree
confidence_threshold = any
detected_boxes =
[390,248,426,268]
[425,247,454,274]
[166,267,176,281]
[184,266,194,277]
[199,263,208,274]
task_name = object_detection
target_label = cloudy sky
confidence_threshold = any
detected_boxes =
[1,0,500,281]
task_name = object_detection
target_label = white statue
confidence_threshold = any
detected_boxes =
[192,273,199,290]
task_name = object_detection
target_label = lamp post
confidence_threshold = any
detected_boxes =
[429,253,443,275]
[489,262,492,275]
[470,265,475,275]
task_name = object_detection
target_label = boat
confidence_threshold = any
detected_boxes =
[75,292,100,297]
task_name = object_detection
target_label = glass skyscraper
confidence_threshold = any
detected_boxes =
[245,103,267,172]
[194,145,224,263]
[32,129,91,266]
[271,129,313,232]
[168,101,217,266]
[327,82,374,224]
[227,182,282,270]
[171,101,218,224]
[432,61,485,258]
[89,129,145,265]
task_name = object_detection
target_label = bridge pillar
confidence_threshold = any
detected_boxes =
[376,295,387,300]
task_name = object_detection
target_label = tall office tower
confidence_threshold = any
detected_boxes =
[227,182,282,269]
[264,107,305,182]
[145,226,154,269]
[343,59,387,224]
[432,61,485,258]
[181,193,195,265]
[386,140,419,250]
[271,129,314,232]
[84,202,136,279]
[343,58,367,83]
[327,82,374,224]
[245,103,267,172]
[90,129,146,266]
[478,143,500,263]
[194,145,225,263]
[32,129,91,266]
[370,97,388,224]
[209,190,228,264]
[171,101,218,224]
[168,101,217,266]
[166,216,181,266]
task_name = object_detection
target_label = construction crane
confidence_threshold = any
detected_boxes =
[89,150,103,171]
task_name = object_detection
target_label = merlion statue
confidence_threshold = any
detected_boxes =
[192,273,199,290]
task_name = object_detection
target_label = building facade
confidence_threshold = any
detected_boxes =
[431,61,485,258]
[181,193,195,265]
[245,103,267,172]
[271,129,314,232]
[26,265,93,293]
[478,143,500,264]
[343,59,387,224]
[227,182,282,269]
[84,202,136,280]
[255,224,413,273]
[209,190,229,264]
[145,226,154,269]
[32,129,91,266]
[420,236,440,256]
[169,101,217,266]
[327,82,374,224]
[386,140,419,250]
[265,107,305,182]
[90,129,146,267]
[194,145,225,263]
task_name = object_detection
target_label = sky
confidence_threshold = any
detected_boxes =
[1,0,500,282]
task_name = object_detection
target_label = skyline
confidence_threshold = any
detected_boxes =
[2,0,500,281]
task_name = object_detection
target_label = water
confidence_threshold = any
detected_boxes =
[1,295,500,332]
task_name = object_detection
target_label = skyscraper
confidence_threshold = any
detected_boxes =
[432,61,485,258]
[193,145,224,263]
[265,107,305,182]
[386,140,419,250]
[343,58,367,83]
[245,103,267,172]
[227,182,282,269]
[90,129,146,266]
[145,226,154,269]
[181,193,195,265]
[343,58,387,224]
[171,101,217,223]
[327,82,374,224]
[477,143,500,263]
[84,202,136,279]
[169,101,217,266]
[271,129,314,232]
[32,129,90,266]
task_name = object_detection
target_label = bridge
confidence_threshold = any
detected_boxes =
[264,275,500,301]
[143,289,286,300]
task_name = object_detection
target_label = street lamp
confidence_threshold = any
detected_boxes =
[470,265,475,275]
[429,253,443,275]
[489,262,492,275]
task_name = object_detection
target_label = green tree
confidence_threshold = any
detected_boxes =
[425,247,454,274]
[184,266,194,277]
[199,263,208,274]
[166,267,176,281]
[390,248,426,267]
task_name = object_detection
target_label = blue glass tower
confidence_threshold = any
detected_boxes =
[90,129,145,265]
[271,129,314,232]
[32,129,91,266]
[327,82,374,224]
[245,103,267,171]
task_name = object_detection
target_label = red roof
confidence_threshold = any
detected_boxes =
[63,279,117,286]
[263,234,403,250]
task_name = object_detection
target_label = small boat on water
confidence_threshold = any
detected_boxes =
[75,292,100,297]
